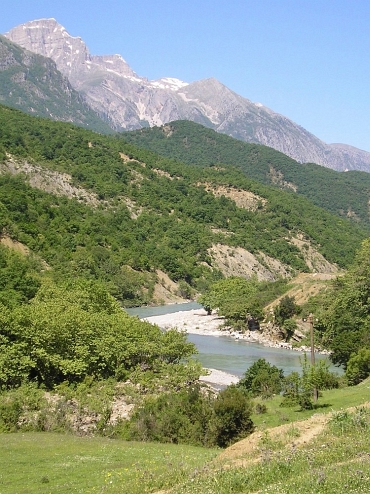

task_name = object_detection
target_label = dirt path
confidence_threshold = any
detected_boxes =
[217,412,329,469]
[152,402,370,493]
[217,401,370,469]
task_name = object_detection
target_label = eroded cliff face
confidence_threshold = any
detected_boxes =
[5,19,370,171]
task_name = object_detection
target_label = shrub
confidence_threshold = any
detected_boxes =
[345,348,370,385]
[213,386,254,447]
[123,384,254,448]
[238,358,284,398]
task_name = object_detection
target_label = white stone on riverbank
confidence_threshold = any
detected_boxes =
[143,308,225,336]
[143,308,327,354]
[200,368,240,387]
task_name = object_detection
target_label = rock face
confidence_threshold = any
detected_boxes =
[5,18,370,172]
[0,34,112,133]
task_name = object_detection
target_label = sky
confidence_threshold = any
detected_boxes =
[1,0,369,152]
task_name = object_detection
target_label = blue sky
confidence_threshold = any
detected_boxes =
[1,0,369,152]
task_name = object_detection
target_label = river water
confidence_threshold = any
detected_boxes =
[125,303,341,378]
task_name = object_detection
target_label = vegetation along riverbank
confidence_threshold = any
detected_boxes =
[0,105,369,492]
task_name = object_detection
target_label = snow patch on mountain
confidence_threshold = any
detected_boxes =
[150,77,189,91]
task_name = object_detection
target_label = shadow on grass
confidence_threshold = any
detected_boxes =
[313,402,332,410]
[294,402,333,412]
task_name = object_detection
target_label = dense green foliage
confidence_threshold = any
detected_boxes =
[346,348,370,385]
[274,296,299,325]
[314,239,370,374]
[238,358,285,398]
[0,35,112,134]
[198,277,292,329]
[274,295,300,340]
[198,277,263,327]
[124,120,370,228]
[0,104,367,305]
[0,243,41,307]
[0,280,197,389]
[124,384,254,448]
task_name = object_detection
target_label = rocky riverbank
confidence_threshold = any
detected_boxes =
[143,307,327,354]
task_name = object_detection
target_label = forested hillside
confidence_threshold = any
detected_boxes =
[123,121,370,229]
[0,105,368,307]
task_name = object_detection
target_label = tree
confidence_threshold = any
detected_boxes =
[282,318,298,342]
[320,239,370,368]
[213,386,254,447]
[346,348,370,385]
[238,358,284,398]
[274,296,299,325]
[198,277,263,327]
[282,354,339,410]
[0,280,198,389]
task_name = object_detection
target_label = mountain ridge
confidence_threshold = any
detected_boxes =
[122,120,370,228]
[0,33,112,133]
[0,104,367,308]
[5,18,370,172]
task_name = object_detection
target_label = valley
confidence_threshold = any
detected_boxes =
[0,17,369,492]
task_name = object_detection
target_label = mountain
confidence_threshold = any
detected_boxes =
[0,34,113,133]
[123,120,370,229]
[4,18,370,172]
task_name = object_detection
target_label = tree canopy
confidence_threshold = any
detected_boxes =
[0,280,197,389]
[316,239,370,376]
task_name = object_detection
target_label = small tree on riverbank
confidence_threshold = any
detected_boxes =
[238,358,285,399]
[198,277,263,329]
[282,354,340,409]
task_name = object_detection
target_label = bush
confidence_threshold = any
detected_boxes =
[238,358,284,398]
[346,348,370,385]
[213,386,254,447]
[0,384,45,432]
[123,384,254,448]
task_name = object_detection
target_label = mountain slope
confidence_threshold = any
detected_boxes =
[123,120,370,229]
[0,106,368,306]
[4,18,370,172]
[0,34,112,133]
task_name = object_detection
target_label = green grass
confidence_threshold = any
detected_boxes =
[174,406,370,493]
[252,378,370,429]
[0,433,218,493]
[1,381,369,493]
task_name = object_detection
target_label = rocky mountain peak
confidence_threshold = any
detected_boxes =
[150,77,189,91]
[4,19,370,171]
[5,19,139,89]
[5,18,89,81]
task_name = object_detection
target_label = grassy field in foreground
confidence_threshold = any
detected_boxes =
[1,381,369,494]
[0,433,218,493]
[176,406,370,493]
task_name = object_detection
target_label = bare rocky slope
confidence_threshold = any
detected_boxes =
[5,18,370,172]
[0,34,112,133]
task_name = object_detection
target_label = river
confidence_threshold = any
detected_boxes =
[125,303,341,379]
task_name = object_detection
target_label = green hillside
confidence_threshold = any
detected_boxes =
[123,120,370,228]
[0,105,370,492]
[0,105,368,306]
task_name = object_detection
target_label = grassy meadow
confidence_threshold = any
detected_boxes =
[1,379,369,493]
[0,433,218,493]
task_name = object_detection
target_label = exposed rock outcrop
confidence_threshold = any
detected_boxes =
[5,19,370,171]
